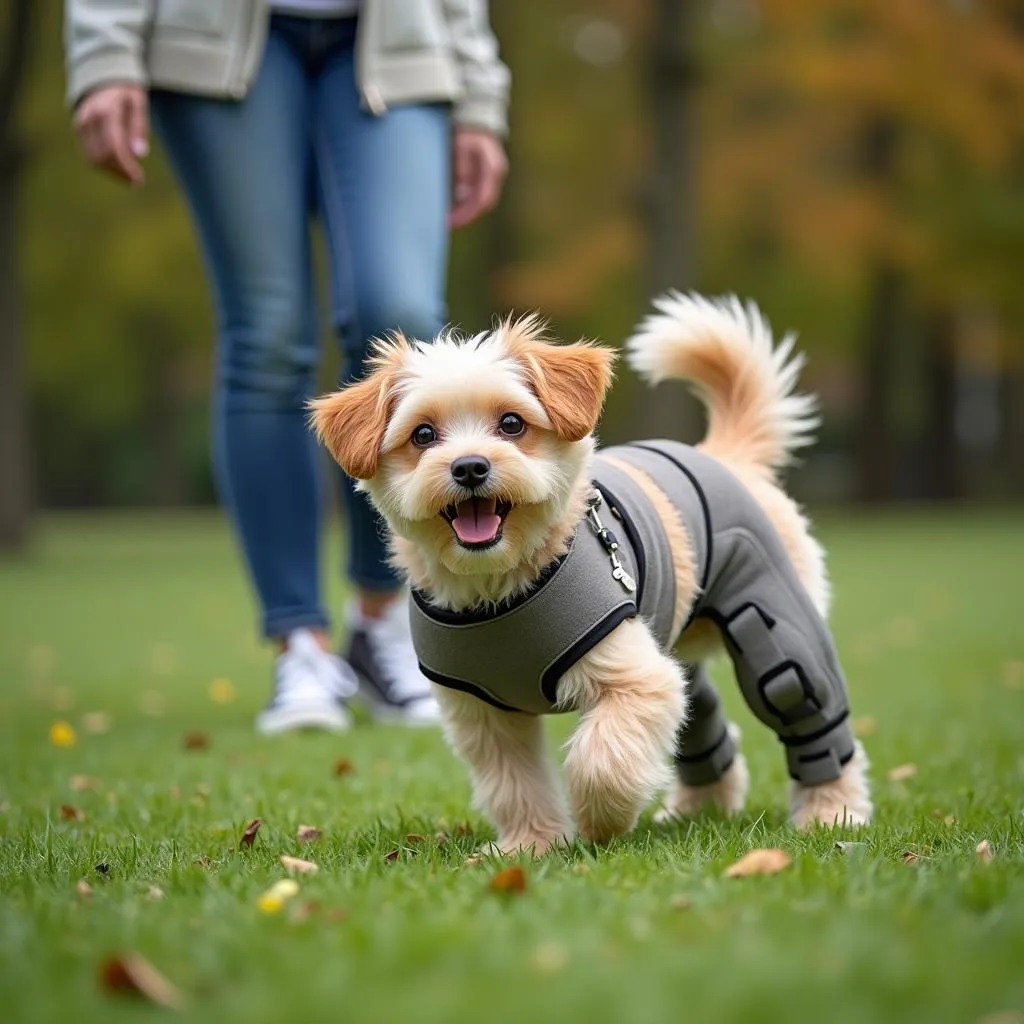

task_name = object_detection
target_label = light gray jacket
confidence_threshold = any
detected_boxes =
[64,0,510,135]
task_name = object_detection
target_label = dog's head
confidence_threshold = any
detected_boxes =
[309,317,615,596]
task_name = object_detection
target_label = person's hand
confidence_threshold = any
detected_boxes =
[449,127,508,229]
[73,83,150,186]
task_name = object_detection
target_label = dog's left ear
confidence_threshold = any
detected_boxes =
[308,337,407,479]
[511,327,617,441]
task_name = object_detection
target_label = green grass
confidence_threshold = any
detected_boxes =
[1,510,1023,1024]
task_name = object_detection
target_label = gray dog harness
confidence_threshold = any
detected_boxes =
[410,440,856,786]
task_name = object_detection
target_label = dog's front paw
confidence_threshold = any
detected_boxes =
[489,832,572,857]
[789,742,872,830]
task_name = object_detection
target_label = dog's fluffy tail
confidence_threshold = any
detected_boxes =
[625,292,819,477]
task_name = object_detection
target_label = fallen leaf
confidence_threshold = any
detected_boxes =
[52,687,75,711]
[257,878,300,914]
[384,849,401,862]
[208,678,236,705]
[296,824,322,844]
[976,839,994,863]
[99,952,184,1009]
[138,690,167,717]
[464,853,483,866]
[489,866,528,894]
[192,857,213,870]
[280,855,318,875]
[404,833,427,845]
[27,643,57,678]
[434,830,449,845]
[976,1012,1024,1024]
[531,942,568,973]
[49,721,77,748]
[148,642,180,677]
[724,848,791,878]
[852,715,877,737]
[454,822,472,837]
[887,763,917,782]
[182,731,210,752]
[901,850,921,865]
[95,862,110,877]
[60,804,85,822]
[239,818,262,849]
[333,758,354,777]
[670,894,692,910]
[1000,660,1024,691]
[76,879,93,898]
[69,775,98,792]
[147,886,165,900]
[82,712,112,734]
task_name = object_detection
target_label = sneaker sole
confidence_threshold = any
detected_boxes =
[256,703,352,736]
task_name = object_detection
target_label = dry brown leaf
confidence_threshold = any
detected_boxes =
[454,822,471,837]
[852,715,877,737]
[76,879,93,898]
[60,804,85,822]
[976,839,994,863]
[333,758,354,777]
[182,730,210,751]
[280,855,318,875]
[724,848,792,878]
[464,853,483,866]
[69,775,98,792]
[901,850,922,865]
[887,763,918,782]
[296,824,322,844]
[404,833,427,845]
[82,711,112,734]
[239,818,262,849]
[99,953,184,1009]
[489,866,528,894]
[384,849,401,862]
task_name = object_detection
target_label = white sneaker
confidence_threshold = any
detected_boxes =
[344,598,442,726]
[256,628,358,735]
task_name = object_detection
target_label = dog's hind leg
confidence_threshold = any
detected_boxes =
[433,685,573,855]
[560,619,685,845]
[655,662,749,822]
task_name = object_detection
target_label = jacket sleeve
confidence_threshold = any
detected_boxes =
[441,0,511,137]
[64,0,154,108]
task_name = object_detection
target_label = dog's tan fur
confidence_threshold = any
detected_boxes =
[311,295,872,852]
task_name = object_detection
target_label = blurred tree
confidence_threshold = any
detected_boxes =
[0,0,35,549]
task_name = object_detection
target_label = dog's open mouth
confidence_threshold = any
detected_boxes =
[440,497,513,549]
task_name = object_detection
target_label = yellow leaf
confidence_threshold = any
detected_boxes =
[976,839,994,863]
[887,763,918,782]
[208,678,236,705]
[280,855,318,875]
[724,848,791,878]
[257,878,300,914]
[49,721,77,748]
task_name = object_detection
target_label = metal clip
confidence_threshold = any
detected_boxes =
[586,489,636,594]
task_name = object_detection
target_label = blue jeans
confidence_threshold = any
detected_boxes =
[151,15,450,638]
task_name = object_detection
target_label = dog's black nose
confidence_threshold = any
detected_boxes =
[451,455,491,490]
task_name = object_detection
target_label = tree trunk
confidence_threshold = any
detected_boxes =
[0,0,35,550]
[855,115,902,502]
[633,0,703,442]
[921,308,959,500]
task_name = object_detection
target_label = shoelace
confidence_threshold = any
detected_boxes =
[363,607,432,705]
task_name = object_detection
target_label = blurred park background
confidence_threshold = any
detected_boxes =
[2,0,1024,553]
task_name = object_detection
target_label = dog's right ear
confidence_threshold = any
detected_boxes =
[308,336,407,480]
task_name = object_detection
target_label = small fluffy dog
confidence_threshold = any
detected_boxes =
[311,294,872,853]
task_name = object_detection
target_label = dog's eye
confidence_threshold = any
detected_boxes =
[498,413,525,437]
[411,424,437,448]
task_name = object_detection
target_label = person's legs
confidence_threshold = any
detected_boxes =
[150,20,355,731]
[310,19,450,720]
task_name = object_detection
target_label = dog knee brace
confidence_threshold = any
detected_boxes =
[720,602,855,785]
[674,663,737,786]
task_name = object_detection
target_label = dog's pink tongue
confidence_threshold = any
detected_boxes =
[452,498,501,545]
